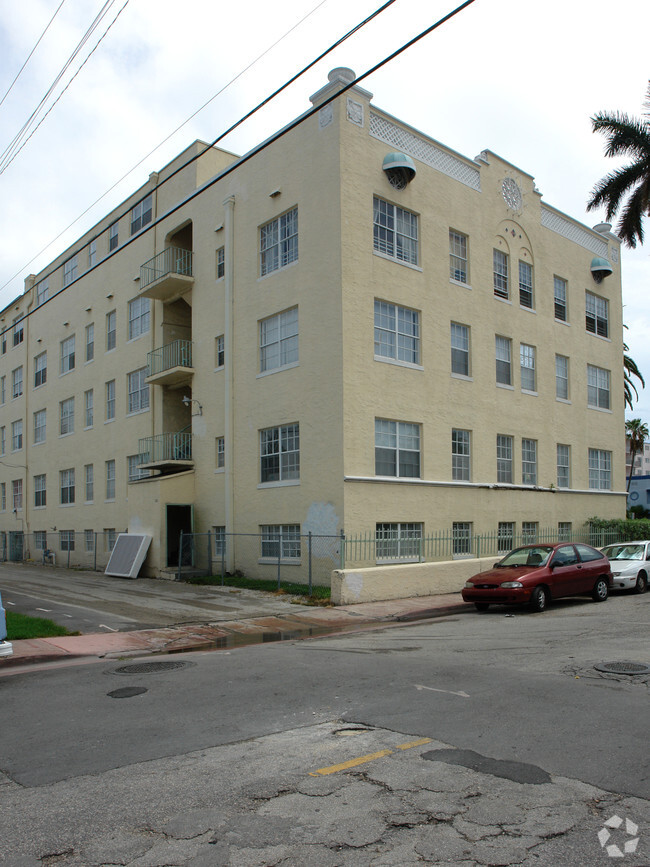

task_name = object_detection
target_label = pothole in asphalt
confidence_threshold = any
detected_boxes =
[112,660,193,675]
[594,661,650,676]
[334,727,374,737]
[107,686,148,699]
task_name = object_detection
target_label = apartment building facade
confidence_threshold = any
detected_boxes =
[0,68,626,578]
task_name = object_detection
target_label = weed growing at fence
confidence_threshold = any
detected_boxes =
[182,573,331,603]
[6,611,78,640]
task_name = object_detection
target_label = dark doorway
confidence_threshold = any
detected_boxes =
[166,504,193,567]
[9,532,23,562]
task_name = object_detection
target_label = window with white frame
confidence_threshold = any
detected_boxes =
[60,397,74,436]
[522,522,538,543]
[376,522,422,561]
[84,529,94,552]
[34,530,47,550]
[11,419,22,451]
[130,194,152,234]
[63,255,78,286]
[106,310,116,350]
[88,239,97,268]
[0,376,4,403]
[260,524,301,560]
[127,454,149,481]
[34,409,46,444]
[451,429,471,481]
[215,335,224,368]
[106,380,115,420]
[34,474,46,507]
[450,323,470,377]
[60,530,75,551]
[557,444,570,488]
[213,526,226,557]
[373,197,418,265]
[260,423,299,483]
[12,479,23,510]
[85,464,94,501]
[60,335,75,374]
[374,300,420,365]
[493,249,509,299]
[216,436,225,469]
[0,426,5,454]
[498,521,515,553]
[260,307,298,373]
[105,459,115,500]
[12,316,24,346]
[585,291,609,338]
[34,351,47,387]
[495,336,512,385]
[104,529,117,551]
[36,278,48,306]
[452,522,473,556]
[85,323,94,362]
[108,222,118,251]
[558,521,572,541]
[128,297,150,340]
[587,364,610,410]
[519,261,534,309]
[260,207,298,276]
[127,368,149,413]
[522,438,537,484]
[555,354,569,400]
[449,230,468,283]
[375,419,421,478]
[554,276,568,321]
[0,482,5,510]
[11,366,23,398]
[589,448,611,489]
[85,390,93,428]
[520,344,536,392]
[497,434,513,483]
[60,468,75,504]
[216,247,225,279]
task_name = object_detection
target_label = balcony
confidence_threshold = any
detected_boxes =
[139,247,193,301]
[139,431,193,473]
[146,340,194,388]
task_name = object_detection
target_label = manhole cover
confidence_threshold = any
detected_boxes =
[108,686,148,698]
[594,661,650,676]
[113,660,191,675]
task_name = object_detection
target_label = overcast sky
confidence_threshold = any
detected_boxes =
[1,0,649,418]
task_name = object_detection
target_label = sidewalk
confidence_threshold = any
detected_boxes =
[0,592,467,669]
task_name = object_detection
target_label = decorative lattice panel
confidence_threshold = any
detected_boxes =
[541,207,608,256]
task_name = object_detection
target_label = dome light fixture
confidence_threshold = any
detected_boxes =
[382,152,416,190]
[590,256,613,283]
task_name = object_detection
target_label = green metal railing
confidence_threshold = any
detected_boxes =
[138,432,192,463]
[147,340,193,377]
[140,247,193,289]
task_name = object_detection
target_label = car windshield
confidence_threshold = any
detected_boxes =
[603,544,644,561]
[498,546,552,568]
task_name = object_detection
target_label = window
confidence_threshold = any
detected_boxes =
[498,522,514,553]
[554,276,568,321]
[85,464,94,502]
[589,448,611,490]
[522,439,537,485]
[450,323,470,377]
[260,207,298,276]
[11,419,23,451]
[85,324,94,362]
[106,310,116,350]
[109,222,118,251]
[89,239,97,268]
[105,460,115,500]
[60,530,75,552]
[63,255,78,286]
[557,444,570,488]
[85,530,95,552]
[106,380,116,420]
[522,522,538,544]
[555,355,569,400]
[0,427,5,454]
[215,335,224,368]
[216,247,225,279]
[451,429,471,481]
[60,468,75,504]
[495,336,512,386]
[373,197,418,265]
[586,291,608,337]
[34,531,47,550]
[519,261,533,309]
[260,423,300,483]
[104,529,117,552]
[558,521,572,542]
[11,366,23,398]
[33,409,46,444]
[213,526,226,558]
[376,522,422,561]
[374,300,420,365]
[128,297,150,340]
[452,522,473,556]
[520,344,536,392]
[260,525,301,560]
[12,479,23,510]
[60,398,74,435]
[449,230,468,283]
[260,307,298,373]
[34,351,47,387]
[36,278,48,306]
[12,315,24,347]
[127,454,149,481]
[34,474,46,508]
[497,435,513,483]
[0,483,5,510]
[216,436,225,469]
[130,194,152,234]
[127,368,149,413]
[0,376,4,403]
[493,249,509,299]
[375,419,421,478]
[85,390,93,428]
[587,364,610,410]
[60,335,75,374]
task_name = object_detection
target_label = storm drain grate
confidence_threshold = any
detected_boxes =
[594,661,650,676]
[113,660,191,675]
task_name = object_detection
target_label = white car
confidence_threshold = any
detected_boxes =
[600,542,650,594]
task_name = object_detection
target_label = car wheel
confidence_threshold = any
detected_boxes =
[592,577,609,602]
[634,572,647,594]
[529,586,548,612]
[474,602,489,612]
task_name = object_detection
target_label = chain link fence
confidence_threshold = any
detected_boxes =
[0,530,127,571]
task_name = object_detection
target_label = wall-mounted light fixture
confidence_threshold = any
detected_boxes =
[182,395,203,416]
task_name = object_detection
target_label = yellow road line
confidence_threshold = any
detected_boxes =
[309,738,432,777]
[396,737,432,750]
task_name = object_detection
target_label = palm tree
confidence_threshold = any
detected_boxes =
[587,81,650,248]
[625,418,649,491]
[624,343,645,410]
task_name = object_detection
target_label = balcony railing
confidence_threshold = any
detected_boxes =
[147,340,193,378]
[139,432,192,466]
[140,247,193,291]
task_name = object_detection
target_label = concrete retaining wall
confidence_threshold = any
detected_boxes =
[331,556,501,604]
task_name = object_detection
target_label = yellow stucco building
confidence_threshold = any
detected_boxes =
[0,68,625,581]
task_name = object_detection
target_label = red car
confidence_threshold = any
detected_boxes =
[462,543,612,612]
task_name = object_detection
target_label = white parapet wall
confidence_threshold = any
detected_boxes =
[331,557,502,605]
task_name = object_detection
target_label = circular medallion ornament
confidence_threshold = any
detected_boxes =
[502,178,522,211]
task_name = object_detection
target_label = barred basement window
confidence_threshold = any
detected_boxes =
[376,522,422,561]
[260,524,301,560]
